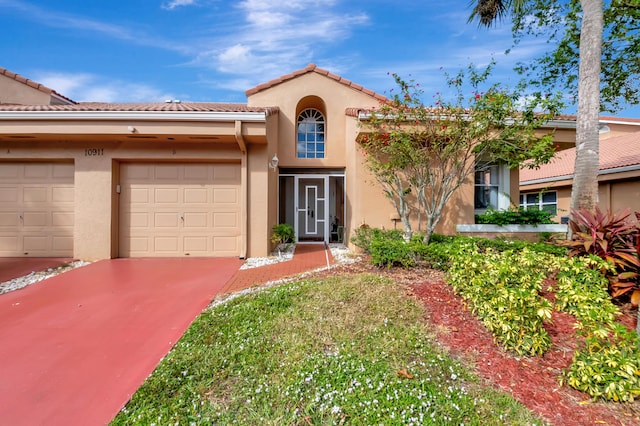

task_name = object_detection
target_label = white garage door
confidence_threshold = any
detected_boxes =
[119,163,241,257]
[0,162,74,257]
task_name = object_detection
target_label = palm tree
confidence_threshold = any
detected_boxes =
[469,0,603,213]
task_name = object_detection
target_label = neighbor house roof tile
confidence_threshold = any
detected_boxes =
[520,131,640,183]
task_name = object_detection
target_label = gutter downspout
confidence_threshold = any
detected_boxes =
[235,120,248,259]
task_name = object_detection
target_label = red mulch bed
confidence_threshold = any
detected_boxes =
[315,260,640,426]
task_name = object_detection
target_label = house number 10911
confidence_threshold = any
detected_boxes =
[84,148,104,156]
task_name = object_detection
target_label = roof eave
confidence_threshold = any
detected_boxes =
[0,110,267,122]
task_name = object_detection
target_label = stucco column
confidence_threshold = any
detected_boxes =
[73,156,113,260]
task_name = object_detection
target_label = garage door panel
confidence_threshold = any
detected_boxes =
[0,162,74,257]
[52,212,74,227]
[130,188,150,203]
[213,236,240,253]
[52,236,73,251]
[52,186,74,202]
[23,187,48,203]
[213,212,239,228]
[184,188,209,203]
[23,235,48,252]
[119,163,240,257]
[125,237,149,254]
[0,212,19,227]
[155,188,179,203]
[52,163,74,179]
[184,165,209,180]
[127,212,150,228]
[213,165,240,182]
[154,236,179,252]
[213,188,239,204]
[0,236,19,251]
[154,165,179,180]
[24,164,49,179]
[22,211,48,227]
[183,236,208,252]
[0,165,19,179]
[0,187,19,202]
[155,212,180,228]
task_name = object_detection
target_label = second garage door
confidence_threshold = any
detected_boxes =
[119,163,241,257]
[0,162,74,257]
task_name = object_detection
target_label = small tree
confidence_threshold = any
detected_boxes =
[358,66,563,244]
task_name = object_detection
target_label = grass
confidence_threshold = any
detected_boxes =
[111,274,546,425]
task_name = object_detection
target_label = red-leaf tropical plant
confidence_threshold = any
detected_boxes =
[566,207,640,307]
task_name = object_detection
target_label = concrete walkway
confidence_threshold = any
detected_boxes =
[221,243,334,294]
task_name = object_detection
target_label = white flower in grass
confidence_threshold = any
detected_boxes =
[331,405,341,414]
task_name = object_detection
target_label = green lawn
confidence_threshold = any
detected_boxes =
[112,274,546,425]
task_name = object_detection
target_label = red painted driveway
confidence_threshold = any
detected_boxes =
[0,258,74,283]
[0,257,242,426]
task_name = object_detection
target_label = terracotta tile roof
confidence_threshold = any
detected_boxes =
[245,63,388,102]
[520,131,640,183]
[0,67,76,105]
[0,101,278,115]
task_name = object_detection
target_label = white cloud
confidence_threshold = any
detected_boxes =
[33,72,174,103]
[1,0,190,54]
[162,0,197,10]
[190,0,368,83]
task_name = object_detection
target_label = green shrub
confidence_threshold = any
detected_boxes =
[271,223,295,245]
[447,248,553,356]
[351,225,404,255]
[475,207,554,225]
[370,238,415,268]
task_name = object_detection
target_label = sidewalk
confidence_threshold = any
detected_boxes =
[221,244,334,294]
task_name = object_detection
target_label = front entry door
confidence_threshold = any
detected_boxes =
[297,178,326,242]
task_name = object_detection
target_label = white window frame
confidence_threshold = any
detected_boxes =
[474,162,510,213]
[519,191,558,215]
[296,108,325,159]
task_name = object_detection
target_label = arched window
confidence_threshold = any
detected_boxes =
[297,108,325,158]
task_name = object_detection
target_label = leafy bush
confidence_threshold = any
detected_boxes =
[550,255,640,402]
[475,207,554,225]
[271,223,295,246]
[370,238,415,268]
[350,225,405,255]
[447,247,553,356]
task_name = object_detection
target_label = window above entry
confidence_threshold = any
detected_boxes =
[297,108,325,158]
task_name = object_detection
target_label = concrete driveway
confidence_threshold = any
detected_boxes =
[0,257,242,425]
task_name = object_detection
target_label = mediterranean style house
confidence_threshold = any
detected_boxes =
[520,117,640,223]
[1,64,577,260]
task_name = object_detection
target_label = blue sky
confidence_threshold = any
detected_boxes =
[2,0,638,118]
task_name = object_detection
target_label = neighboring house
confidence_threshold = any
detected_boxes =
[0,67,75,106]
[520,117,640,222]
[0,64,576,260]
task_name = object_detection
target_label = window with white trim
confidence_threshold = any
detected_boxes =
[474,163,500,209]
[519,191,558,215]
[474,161,511,211]
[297,108,325,158]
